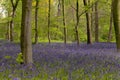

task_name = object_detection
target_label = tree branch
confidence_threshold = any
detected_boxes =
[70,5,76,11]
[10,0,14,8]
[78,0,98,18]
[14,0,20,9]
[10,0,19,10]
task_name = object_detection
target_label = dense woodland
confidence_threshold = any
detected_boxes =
[0,0,114,43]
[1,0,120,79]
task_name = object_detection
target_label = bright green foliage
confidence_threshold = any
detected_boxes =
[0,0,115,42]
[4,55,11,59]
[0,67,118,80]
[16,52,23,64]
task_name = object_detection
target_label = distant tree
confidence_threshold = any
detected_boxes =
[10,0,19,41]
[108,0,113,42]
[6,11,11,40]
[56,0,61,28]
[75,0,80,45]
[21,0,33,66]
[83,0,92,44]
[113,0,120,52]
[57,0,61,16]
[48,0,51,43]
[62,0,67,44]
[95,1,99,42]
[34,0,39,44]
[90,1,94,41]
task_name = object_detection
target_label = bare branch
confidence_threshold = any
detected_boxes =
[78,0,98,18]
[70,5,76,11]
[14,0,20,9]
[69,0,76,11]
[10,0,14,8]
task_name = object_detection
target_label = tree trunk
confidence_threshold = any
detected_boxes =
[83,0,92,44]
[108,1,113,42]
[91,4,94,38]
[113,0,120,52]
[10,0,19,41]
[95,1,99,42]
[21,0,33,66]
[6,20,10,40]
[48,0,51,43]
[10,10,15,41]
[62,0,67,44]
[6,8,11,41]
[75,0,80,45]
[57,0,61,16]
[56,0,61,29]
[34,0,39,44]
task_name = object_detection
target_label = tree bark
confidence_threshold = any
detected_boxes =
[21,0,33,65]
[34,0,39,44]
[91,3,94,38]
[62,0,67,44]
[48,0,51,43]
[75,0,80,45]
[6,10,11,40]
[108,1,113,42]
[10,11,15,41]
[57,0,61,16]
[56,0,61,29]
[95,1,99,42]
[113,0,120,52]
[83,0,92,44]
[10,0,19,41]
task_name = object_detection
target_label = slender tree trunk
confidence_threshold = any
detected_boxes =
[21,0,33,66]
[113,0,120,52]
[34,0,39,44]
[56,0,61,28]
[10,10,15,41]
[83,0,92,44]
[107,1,113,42]
[6,12,10,41]
[62,0,67,44]
[48,0,51,43]
[91,4,94,37]
[75,0,80,45]
[6,9,11,40]
[95,1,99,42]
[57,0,61,16]
[10,0,19,41]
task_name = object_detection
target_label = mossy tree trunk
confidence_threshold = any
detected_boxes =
[62,0,67,44]
[48,0,51,43]
[113,0,120,52]
[34,0,39,44]
[108,0,113,42]
[75,0,80,45]
[95,1,99,42]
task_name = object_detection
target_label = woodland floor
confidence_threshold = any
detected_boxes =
[0,40,120,79]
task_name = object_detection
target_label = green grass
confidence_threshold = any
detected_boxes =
[13,39,72,44]
[0,64,119,80]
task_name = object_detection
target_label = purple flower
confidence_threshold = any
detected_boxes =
[13,77,21,80]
